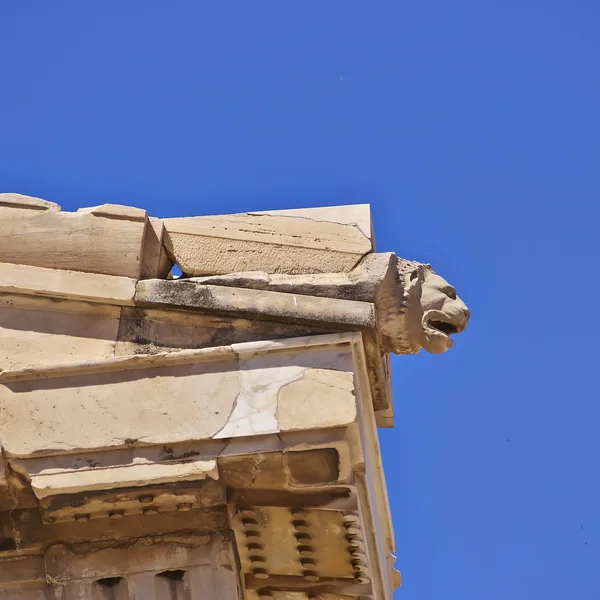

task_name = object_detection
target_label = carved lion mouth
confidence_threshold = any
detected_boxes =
[422,310,467,342]
[428,320,460,336]
[420,306,470,353]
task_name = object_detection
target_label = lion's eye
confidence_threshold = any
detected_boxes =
[444,286,457,300]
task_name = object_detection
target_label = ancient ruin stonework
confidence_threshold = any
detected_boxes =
[0,194,470,599]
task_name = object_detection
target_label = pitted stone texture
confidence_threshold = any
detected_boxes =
[248,203,373,237]
[115,306,333,357]
[135,280,375,329]
[140,217,173,279]
[16,457,218,499]
[43,533,239,599]
[162,206,373,276]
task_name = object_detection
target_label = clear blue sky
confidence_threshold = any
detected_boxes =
[1,3,599,598]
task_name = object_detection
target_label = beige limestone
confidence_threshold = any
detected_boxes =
[115,305,333,356]
[0,202,147,278]
[249,203,373,238]
[0,192,60,214]
[0,197,473,599]
[351,338,399,599]
[135,279,376,329]
[0,505,227,548]
[34,478,223,524]
[162,206,373,276]
[115,304,393,423]
[76,203,146,220]
[44,533,239,598]
[0,336,357,457]
[140,216,173,279]
[0,261,136,306]
[0,294,120,370]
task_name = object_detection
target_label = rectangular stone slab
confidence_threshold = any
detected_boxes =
[0,204,147,278]
[0,293,121,370]
[135,279,375,329]
[162,205,373,276]
[44,533,237,590]
[0,261,136,305]
[0,335,357,457]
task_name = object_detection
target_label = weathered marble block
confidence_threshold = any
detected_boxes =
[0,197,470,599]
[162,204,374,276]
[0,335,357,458]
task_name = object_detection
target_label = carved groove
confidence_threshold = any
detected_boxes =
[291,508,320,582]
[92,577,129,600]
[154,570,191,600]
[343,512,371,584]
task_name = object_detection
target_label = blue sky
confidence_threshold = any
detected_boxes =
[1,2,599,598]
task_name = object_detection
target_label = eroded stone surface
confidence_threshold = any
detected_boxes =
[44,533,238,598]
[0,202,147,278]
[0,198,471,599]
[19,458,219,499]
[135,279,376,329]
[115,306,333,356]
[163,207,373,276]
[0,192,61,213]
[248,203,373,238]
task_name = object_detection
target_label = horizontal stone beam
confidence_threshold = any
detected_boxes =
[0,261,136,305]
[162,204,374,276]
[135,279,376,329]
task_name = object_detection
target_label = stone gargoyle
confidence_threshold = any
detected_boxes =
[187,252,470,355]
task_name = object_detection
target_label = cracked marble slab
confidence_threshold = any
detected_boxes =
[0,341,357,457]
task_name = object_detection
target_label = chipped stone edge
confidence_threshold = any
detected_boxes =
[247,203,373,241]
[17,459,219,499]
[0,193,61,212]
[76,203,147,222]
